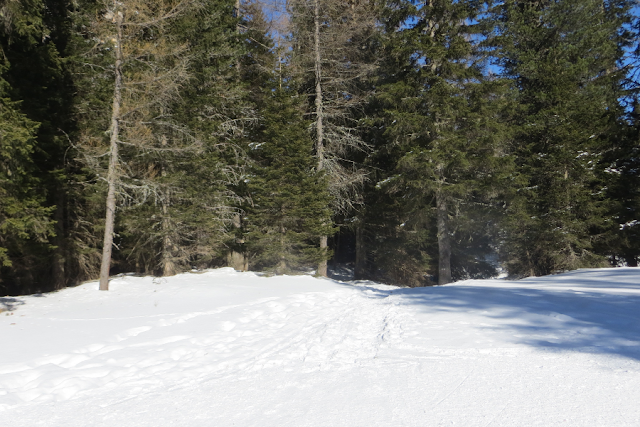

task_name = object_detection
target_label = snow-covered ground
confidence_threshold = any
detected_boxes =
[2,267,639,426]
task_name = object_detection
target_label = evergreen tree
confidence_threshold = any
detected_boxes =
[287,0,379,276]
[0,0,61,294]
[245,89,334,273]
[6,0,77,290]
[493,0,632,276]
[371,0,510,285]
[116,0,250,277]
[72,0,204,289]
[0,85,55,294]
[600,8,640,267]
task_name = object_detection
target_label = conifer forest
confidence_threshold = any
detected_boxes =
[0,0,639,295]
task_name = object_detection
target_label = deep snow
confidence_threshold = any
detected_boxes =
[1,267,639,426]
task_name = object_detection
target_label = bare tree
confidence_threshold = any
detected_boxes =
[287,0,379,276]
[90,0,196,290]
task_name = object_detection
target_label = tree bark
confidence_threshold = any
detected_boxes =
[354,220,366,279]
[161,194,176,276]
[314,0,324,169]
[99,10,124,291]
[227,213,247,271]
[314,0,328,277]
[159,135,176,277]
[436,189,452,285]
[52,190,66,290]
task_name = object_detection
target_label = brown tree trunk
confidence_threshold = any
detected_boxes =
[99,10,124,291]
[227,213,247,271]
[161,196,176,277]
[160,135,176,277]
[314,0,328,277]
[318,236,328,277]
[52,190,66,290]
[354,220,366,280]
[436,189,451,285]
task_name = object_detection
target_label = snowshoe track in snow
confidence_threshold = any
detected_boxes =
[0,283,403,410]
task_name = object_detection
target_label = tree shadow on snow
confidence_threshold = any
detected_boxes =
[0,297,26,312]
[354,268,640,361]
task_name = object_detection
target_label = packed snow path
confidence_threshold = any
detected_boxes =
[2,268,640,426]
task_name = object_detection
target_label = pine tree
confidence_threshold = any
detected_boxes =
[3,0,78,291]
[372,0,510,285]
[493,0,632,276]
[73,0,201,290]
[0,0,58,294]
[600,9,640,267]
[287,0,379,276]
[115,0,250,277]
[245,89,334,273]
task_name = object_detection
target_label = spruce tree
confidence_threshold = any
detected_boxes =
[287,0,379,276]
[115,0,250,277]
[493,0,632,276]
[0,0,60,294]
[372,0,510,285]
[72,0,203,289]
[0,85,55,294]
[600,9,640,267]
[245,89,334,273]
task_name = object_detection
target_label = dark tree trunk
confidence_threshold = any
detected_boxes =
[354,221,366,279]
[437,190,451,285]
[52,190,66,290]
[228,213,247,271]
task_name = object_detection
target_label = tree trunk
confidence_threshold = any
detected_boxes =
[227,213,247,271]
[99,11,124,291]
[314,0,328,277]
[318,235,328,277]
[159,135,176,277]
[354,220,366,280]
[436,190,452,285]
[161,195,176,277]
[314,0,324,169]
[52,190,66,290]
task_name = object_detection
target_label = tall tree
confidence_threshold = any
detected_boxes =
[373,0,510,285]
[245,88,334,273]
[493,0,632,276]
[115,0,250,277]
[287,0,379,276]
[76,0,198,290]
[0,0,62,294]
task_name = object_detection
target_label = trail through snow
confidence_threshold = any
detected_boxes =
[1,268,640,426]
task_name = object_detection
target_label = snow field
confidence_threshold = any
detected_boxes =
[1,267,640,426]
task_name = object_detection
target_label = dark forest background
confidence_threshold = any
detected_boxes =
[1,0,639,295]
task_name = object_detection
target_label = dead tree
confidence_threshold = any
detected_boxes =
[287,0,379,276]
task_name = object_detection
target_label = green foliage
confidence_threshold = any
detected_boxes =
[494,0,632,276]
[365,0,510,284]
[0,0,637,293]
[148,0,252,273]
[245,89,334,274]
[0,0,70,293]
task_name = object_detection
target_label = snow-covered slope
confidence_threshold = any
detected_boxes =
[2,268,639,426]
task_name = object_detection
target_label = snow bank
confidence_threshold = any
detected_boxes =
[2,267,639,426]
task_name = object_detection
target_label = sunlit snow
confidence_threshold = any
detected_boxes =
[2,267,640,426]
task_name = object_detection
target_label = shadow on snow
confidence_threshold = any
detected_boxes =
[346,268,640,361]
